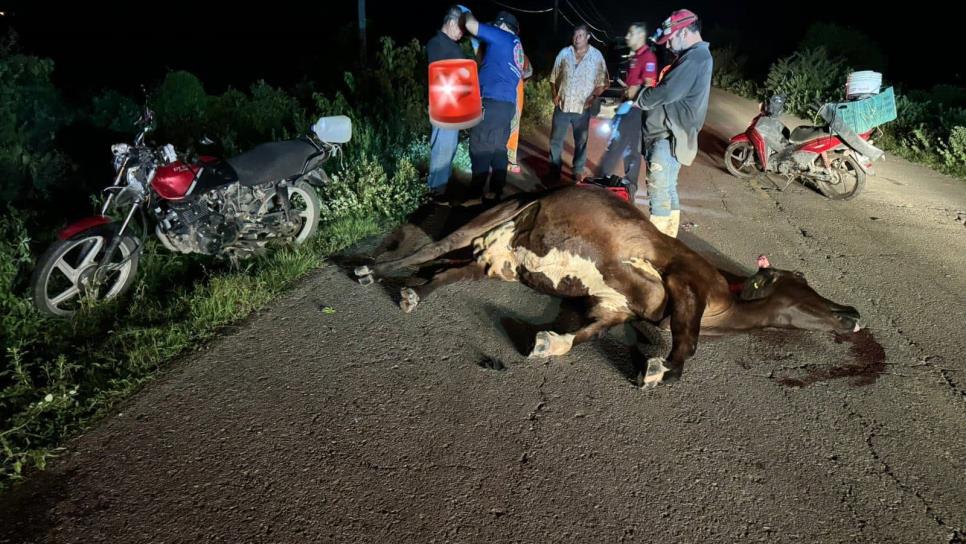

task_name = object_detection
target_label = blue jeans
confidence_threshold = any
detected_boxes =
[428,126,460,192]
[645,138,681,217]
[549,106,591,179]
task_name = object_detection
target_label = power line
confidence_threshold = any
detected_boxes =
[561,4,607,42]
[487,0,555,14]
[557,8,605,43]
[484,0,613,43]
[565,0,610,36]
[579,0,613,32]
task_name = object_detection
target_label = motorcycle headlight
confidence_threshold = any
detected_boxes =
[112,143,131,171]
[126,166,140,183]
[125,166,148,194]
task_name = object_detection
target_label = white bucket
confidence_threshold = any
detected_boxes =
[846,71,882,99]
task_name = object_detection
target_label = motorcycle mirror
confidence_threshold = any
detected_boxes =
[136,108,155,127]
[199,135,215,146]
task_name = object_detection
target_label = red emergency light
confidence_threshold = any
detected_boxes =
[428,59,482,129]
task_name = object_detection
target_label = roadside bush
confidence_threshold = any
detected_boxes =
[0,55,72,203]
[764,48,850,118]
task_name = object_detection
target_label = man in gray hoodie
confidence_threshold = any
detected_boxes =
[635,9,712,237]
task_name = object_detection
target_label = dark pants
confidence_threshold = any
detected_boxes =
[469,98,515,199]
[598,106,643,197]
[549,106,591,180]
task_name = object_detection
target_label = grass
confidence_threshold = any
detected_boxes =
[0,212,385,489]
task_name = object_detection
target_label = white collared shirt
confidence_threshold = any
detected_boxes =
[550,45,608,113]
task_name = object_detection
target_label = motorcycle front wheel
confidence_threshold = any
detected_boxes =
[723,141,759,178]
[30,234,140,317]
[815,155,865,200]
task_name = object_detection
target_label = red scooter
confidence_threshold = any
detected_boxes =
[724,95,876,200]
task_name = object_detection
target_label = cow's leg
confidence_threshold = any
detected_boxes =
[642,273,705,388]
[530,305,632,358]
[399,262,486,313]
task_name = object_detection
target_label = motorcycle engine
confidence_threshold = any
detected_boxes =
[155,182,293,258]
[155,195,236,255]
[790,151,817,170]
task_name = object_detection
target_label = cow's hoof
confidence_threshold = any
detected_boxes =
[399,288,419,313]
[358,274,374,286]
[354,265,372,277]
[529,331,575,358]
[530,332,551,357]
[641,357,671,389]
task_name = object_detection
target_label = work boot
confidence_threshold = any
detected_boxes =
[649,214,674,237]
[668,210,681,238]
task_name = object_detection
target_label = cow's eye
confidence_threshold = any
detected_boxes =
[794,271,805,279]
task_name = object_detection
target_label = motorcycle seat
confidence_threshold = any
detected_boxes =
[226,139,320,187]
[788,125,830,144]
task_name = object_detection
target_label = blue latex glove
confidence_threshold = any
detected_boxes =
[616,100,633,116]
[456,4,471,13]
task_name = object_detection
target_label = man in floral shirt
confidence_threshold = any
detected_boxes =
[548,24,608,182]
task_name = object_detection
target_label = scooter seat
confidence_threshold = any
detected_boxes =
[788,125,830,144]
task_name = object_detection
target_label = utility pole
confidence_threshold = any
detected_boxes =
[358,0,367,65]
[553,0,559,35]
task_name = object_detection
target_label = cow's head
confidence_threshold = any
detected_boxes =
[732,256,861,334]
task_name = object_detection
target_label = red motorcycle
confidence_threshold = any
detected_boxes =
[30,107,352,317]
[723,95,876,200]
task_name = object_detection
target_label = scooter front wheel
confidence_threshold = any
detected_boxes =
[723,141,759,178]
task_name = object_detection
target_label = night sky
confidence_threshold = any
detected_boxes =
[1,0,960,96]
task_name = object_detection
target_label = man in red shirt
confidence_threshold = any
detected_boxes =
[598,22,658,208]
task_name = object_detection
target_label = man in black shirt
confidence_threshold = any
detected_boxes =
[425,6,468,200]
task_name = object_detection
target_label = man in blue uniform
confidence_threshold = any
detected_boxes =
[461,9,525,204]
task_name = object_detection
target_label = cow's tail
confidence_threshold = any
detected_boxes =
[372,197,541,277]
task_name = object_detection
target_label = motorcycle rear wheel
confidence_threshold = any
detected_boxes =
[287,181,321,244]
[815,155,865,200]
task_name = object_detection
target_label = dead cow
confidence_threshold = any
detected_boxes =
[357,186,861,387]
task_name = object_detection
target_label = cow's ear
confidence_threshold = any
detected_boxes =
[740,268,779,301]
